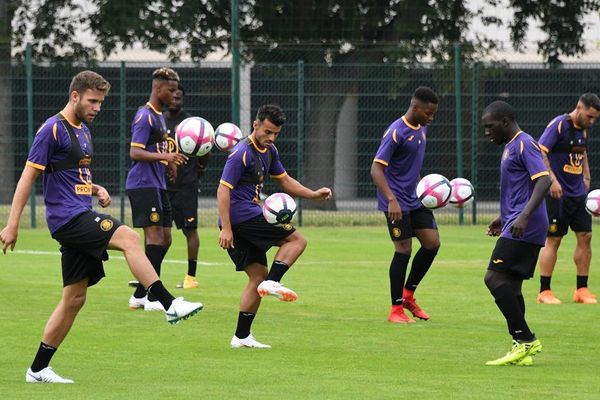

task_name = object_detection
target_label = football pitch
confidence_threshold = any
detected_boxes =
[1,225,599,399]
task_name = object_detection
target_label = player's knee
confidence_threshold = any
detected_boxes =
[65,292,87,311]
[120,226,142,251]
[295,235,308,251]
[577,231,592,245]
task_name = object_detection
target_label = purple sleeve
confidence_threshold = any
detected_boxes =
[269,145,286,176]
[220,148,246,188]
[373,128,401,165]
[537,117,560,152]
[27,122,57,169]
[521,138,549,179]
[131,109,152,148]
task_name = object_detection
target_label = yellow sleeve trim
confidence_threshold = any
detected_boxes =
[373,158,388,166]
[242,151,247,167]
[220,180,234,189]
[531,171,550,180]
[539,144,549,153]
[271,172,288,179]
[134,114,143,124]
[52,123,58,141]
[26,160,45,171]
[558,120,563,134]
[520,141,524,154]
[159,160,168,165]
[131,142,146,149]
[392,129,398,144]
[147,115,153,127]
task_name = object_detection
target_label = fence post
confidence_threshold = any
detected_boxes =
[470,62,479,224]
[119,61,126,223]
[454,43,464,224]
[26,42,36,228]
[296,60,305,226]
[231,0,240,125]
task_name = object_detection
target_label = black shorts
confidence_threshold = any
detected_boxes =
[127,188,172,228]
[226,215,296,271]
[51,211,122,287]
[167,189,198,229]
[546,195,592,237]
[487,237,542,279]
[384,208,438,241]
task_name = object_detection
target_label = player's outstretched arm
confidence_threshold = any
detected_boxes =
[275,175,332,201]
[510,175,552,238]
[0,165,42,253]
[92,184,111,208]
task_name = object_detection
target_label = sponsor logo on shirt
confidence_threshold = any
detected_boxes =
[75,184,92,195]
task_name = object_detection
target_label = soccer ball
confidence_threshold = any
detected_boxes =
[585,189,600,217]
[262,193,297,225]
[214,122,244,152]
[449,178,474,208]
[416,174,452,209]
[175,117,214,156]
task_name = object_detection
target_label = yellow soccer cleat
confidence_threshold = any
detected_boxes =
[176,275,199,289]
[485,339,542,366]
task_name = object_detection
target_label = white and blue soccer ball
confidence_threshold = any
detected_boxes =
[449,178,474,208]
[585,189,600,217]
[416,173,452,209]
[262,193,297,225]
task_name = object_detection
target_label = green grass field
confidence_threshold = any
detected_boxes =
[1,225,599,399]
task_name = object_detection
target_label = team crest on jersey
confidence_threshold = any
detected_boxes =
[166,136,178,153]
[282,223,293,231]
[150,212,160,223]
[392,227,401,238]
[548,224,558,233]
[100,219,114,232]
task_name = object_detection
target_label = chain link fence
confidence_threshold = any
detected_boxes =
[2,44,600,228]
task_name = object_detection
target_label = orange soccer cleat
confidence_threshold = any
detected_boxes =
[388,305,416,324]
[536,290,562,304]
[403,296,430,320]
[573,287,598,304]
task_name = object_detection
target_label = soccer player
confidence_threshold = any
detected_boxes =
[370,86,440,324]
[0,71,202,384]
[481,100,551,366]
[164,83,209,289]
[126,67,188,311]
[536,93,600,305]
[217,104,332,348]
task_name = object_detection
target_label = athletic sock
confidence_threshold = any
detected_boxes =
[188,259,197,277]
[577,275,588,289]
[390,252,410,305]
[146,245,164,301]
[405,247,438,291]
[491,284,534,342]
[30,342,57,372]
[235,311,256,339]
[266,260,289,282]
[540,275,552,292]
[147,280,175,310]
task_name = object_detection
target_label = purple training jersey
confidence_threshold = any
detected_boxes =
[499,131,550,246]
[26,114,94,233]
[126,103,169,190]
[219,136,287,225]
[538,114,588,197]
[373,116,427,212]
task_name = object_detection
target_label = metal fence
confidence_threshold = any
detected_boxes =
[2,47,600,228]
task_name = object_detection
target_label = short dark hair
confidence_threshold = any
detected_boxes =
[579,93,600,111]
[152,67,180,82]
[413,86,439,104]
[256,104,286,126]
[483,100,515,122]
[177,83,185,96]
[69,70,111,95]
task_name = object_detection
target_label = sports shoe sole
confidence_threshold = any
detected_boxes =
[167,305,203,325]
[257,288,298,302]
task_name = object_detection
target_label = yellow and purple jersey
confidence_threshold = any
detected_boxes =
[373,116,427,212]
[538,114,588,197]
[500,131,549,245]
[126,103,169,190]
[219,136,286,225]
[26,113,94,233]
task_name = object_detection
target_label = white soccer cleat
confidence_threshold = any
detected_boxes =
[144,299,165,312]
[257,280,298,302]
[26,367,74,384]
[165,297,203,325]
[128,295,146,310]
[230,334,271,349]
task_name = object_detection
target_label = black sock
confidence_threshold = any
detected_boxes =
[30,342,57,372]
[390,252,411,305]
[540,275,552,292]
[577,275,588,289]
[188,259,197,277]
[147,280,175,310]
[266,260,289,282]
[235,311,256,339]
[491,284,534,342]
[405,247,438,291]
[145,245,164,301]
[517,294,525,316]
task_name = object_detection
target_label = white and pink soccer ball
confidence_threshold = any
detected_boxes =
[175,117,214,156]
[214,122,244,152]
[416,174,452,209]
[585,189,600,217]
[449,178,474,208]
[262,193,297,225]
